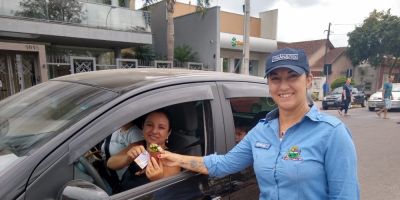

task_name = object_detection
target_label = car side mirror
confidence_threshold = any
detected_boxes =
[58,179,110,200]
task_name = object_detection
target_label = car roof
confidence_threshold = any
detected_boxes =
[52,68,267,93]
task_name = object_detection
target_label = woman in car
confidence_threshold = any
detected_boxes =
[107,109,181,191]
[159,48,360,200]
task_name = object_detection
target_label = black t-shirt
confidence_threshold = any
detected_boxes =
[342,84,351,99]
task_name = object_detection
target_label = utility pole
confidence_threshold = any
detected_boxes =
[241,0,250,75]
[323,22,331,96]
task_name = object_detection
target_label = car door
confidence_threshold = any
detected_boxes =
[24,81,231,200]
[217,81,276,200]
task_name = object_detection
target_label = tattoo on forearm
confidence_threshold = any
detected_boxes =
[190,160,198,169]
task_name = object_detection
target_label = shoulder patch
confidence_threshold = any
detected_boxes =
[318,113,342,127]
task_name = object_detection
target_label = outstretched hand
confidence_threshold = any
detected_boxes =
[158,149,208,174]
[158,149,182,167]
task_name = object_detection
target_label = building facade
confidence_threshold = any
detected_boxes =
[150,1,278,76]
[0,0,151,100]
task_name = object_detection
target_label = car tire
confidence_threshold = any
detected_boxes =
[368,107,375,111]
[361,101,365,107]
[323,106,328,110]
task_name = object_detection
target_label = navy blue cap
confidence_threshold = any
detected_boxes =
[264,48,310,78]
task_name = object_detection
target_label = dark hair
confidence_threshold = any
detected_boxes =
[144,109,172,131]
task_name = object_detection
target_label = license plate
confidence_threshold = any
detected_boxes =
[327,102,334,105]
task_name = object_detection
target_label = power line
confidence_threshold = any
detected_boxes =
[332,23,361,26]
[330,33,349,36]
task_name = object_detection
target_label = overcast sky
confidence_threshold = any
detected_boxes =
[137,0,400,47]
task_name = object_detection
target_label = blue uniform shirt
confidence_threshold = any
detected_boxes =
[204,105,359,200]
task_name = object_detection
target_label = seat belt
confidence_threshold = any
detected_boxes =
[104,134,121,192]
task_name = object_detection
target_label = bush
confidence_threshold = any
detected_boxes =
[174,45,197,63]
[330,77,355,90]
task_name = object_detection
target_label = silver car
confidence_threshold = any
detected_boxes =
[367,83,400,111]
[0,69,275,200]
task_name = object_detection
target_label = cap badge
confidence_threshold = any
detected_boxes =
[271,53,299,63]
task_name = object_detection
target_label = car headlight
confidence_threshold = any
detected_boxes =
[323,97,327,101]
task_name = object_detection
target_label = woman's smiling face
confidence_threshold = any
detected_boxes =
[142,111,170,147]
[267,68,312,111]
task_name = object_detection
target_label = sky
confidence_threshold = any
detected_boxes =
[137,0,400,47]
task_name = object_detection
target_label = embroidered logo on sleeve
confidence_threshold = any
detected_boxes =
[283,145,303,161]
[255,141,271,150]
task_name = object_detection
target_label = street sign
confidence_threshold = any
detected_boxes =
[323,64,332,75]
[346,68,352,77]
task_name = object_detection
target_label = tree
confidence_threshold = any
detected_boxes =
[143,0,210,63]
[15,0,84,23]
[330,77,355,90]
[347,9,400,75]
[174,44,198,64]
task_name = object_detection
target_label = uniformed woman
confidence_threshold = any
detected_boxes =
[159,48,360,200]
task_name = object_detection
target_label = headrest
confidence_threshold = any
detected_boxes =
[169,102,198,133]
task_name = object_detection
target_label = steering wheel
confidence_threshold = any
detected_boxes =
[78,157,109,193]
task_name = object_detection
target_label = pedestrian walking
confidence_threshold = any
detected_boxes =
[338,78,352,116]
[158,48,360,200]
[376,75,394,119]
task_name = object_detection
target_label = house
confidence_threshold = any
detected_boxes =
[278,39,353,80]
[278,39,354,99]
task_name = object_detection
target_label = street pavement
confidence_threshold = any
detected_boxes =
[316,101,400,200]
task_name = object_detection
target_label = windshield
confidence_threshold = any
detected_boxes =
[0,81,118,171]
[331,87,343,94]
[331,86,358,95]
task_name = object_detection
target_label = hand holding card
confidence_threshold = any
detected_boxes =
[134,150,150,169]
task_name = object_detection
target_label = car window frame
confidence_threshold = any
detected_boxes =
[68,83,215,163]
[217,81,270,150]
[26,82,222,200]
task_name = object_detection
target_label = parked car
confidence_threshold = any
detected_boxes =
[352,88,367,106]
[322,86,366,110]
[367,83,400,111]
[0,69,276,200]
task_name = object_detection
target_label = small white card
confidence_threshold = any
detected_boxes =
[134,151,150,169]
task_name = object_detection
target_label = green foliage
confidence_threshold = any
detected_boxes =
[121,45,155,61]
[119,0,126,7]
[330,77,355,90]
[134,45,155,60]
[196,0,211,13]
[347,9,400,68]
[15,0,84,23]
[174,45,198,63]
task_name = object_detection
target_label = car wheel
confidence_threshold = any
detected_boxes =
[361,101,365,107]
[368,107,375,111]
[323,106,328,110]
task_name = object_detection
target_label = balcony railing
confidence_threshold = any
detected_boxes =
[0,0,151,33]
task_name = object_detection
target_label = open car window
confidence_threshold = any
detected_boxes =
[228,96,276,145]
[75,100,211,198]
